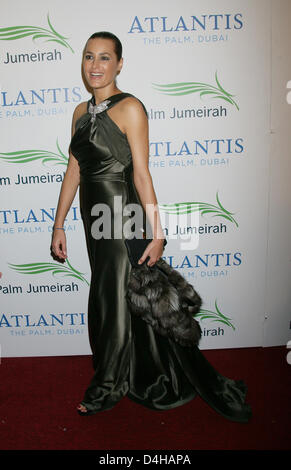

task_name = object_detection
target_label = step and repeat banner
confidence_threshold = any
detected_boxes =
[0,0,290,357]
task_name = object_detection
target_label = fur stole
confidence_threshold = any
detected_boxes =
[126,257,202,348]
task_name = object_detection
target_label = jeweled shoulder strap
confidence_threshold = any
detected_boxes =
[88,92,148,117]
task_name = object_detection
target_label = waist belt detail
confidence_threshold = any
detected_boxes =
[80,172,126,183]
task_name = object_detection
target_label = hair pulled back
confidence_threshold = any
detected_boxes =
[87,31,122,61]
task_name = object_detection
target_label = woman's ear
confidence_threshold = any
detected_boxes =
[117,57,124,75]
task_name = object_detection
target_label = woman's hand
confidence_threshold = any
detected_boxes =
[51,229,67,261]
[138,238,165,267]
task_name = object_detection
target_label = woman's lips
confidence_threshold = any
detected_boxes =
[90,73,103,78]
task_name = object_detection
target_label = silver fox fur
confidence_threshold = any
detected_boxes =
[126,258,202,348]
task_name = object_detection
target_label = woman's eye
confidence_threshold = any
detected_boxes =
[85,54,93,60]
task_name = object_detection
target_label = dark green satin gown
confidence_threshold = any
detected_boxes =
[70,92,252,422]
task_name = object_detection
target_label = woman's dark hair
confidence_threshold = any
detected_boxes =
[88,31,122,61]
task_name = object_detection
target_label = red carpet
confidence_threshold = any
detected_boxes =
[0,346,289,451]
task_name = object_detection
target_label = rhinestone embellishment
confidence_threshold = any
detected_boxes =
[88,99,111,121]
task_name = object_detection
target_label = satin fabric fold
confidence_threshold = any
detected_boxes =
[70,93,252,422]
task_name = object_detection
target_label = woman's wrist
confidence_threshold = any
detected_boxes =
[152,235,166,245]
[153,230,166,241]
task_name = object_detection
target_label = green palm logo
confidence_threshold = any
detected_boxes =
[0,139,68,166]
[0,13,74,53]
[152,72,239,110]
[8,258,89,285]
[159,192,238,227]
[196,300,235,330]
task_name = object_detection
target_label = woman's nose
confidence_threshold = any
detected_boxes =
[88,57,98,70]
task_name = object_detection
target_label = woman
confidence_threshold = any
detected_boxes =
[51,31,252,422]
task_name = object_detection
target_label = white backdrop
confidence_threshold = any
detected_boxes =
[0,0,290,357]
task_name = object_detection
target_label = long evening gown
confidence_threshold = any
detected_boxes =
[70,92,252,422]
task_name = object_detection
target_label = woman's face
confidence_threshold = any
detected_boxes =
[82,38,123,92]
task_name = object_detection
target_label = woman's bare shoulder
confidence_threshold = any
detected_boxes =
[120,95,148,119]
[73,101,88,121]
[71,101,89,134]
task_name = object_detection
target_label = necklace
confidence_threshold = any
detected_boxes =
[88,98,111,121]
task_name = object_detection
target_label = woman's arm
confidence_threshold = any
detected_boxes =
[50,103,86,260]
[123,98,165,266]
